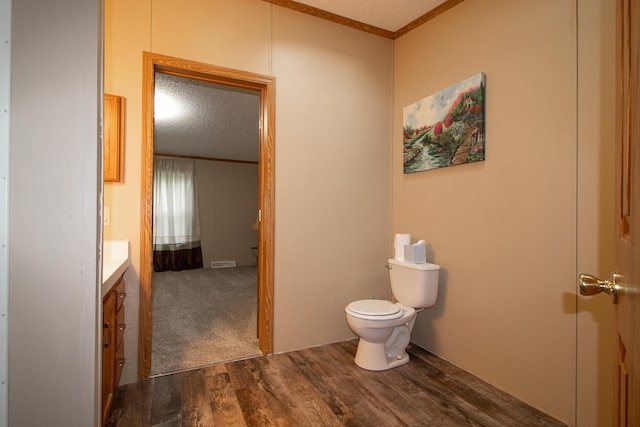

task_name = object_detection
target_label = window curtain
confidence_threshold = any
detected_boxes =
[153,157,203,272]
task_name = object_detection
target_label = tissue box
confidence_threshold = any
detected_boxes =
[404,244,426,264]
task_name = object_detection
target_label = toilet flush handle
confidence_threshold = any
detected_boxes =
[385,263,392,270]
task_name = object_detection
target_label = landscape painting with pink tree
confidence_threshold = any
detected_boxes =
[403,73,486,173]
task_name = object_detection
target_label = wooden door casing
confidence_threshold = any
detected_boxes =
[138,52,276,380]
[614,0,639,424]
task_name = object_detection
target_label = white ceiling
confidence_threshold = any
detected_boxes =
[292,0,449,32]
[154,1,450,162]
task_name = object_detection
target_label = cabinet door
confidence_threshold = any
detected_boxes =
[102,291,117,424]
[114,276,126,387]
[104,94,124,182]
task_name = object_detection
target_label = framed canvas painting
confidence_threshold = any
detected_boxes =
[403,73,485,173]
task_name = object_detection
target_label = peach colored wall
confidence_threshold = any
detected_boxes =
[270,8,394,351]
[104,0,151,385]
[105,0,393,383]
[576,1,616,426]
[393,0,578,423]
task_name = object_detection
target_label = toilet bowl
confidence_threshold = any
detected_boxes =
[345,259,440,371]
[345,299,417,370]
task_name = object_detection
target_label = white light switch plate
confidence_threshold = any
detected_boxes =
[104,206,111,226]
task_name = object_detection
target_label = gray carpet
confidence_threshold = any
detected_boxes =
[151,266,261,376]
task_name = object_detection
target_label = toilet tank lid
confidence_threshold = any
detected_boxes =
[388,259,440,270]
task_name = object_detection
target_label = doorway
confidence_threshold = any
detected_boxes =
[138,52,275,380]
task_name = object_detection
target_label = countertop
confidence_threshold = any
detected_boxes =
[102,240,130,298]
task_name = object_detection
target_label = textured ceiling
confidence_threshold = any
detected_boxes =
[292,0,448,32]
[154,72,260,163]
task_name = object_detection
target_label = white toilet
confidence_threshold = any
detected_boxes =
[345,258,440,371]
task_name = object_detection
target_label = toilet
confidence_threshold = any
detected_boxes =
[345,258,440,371]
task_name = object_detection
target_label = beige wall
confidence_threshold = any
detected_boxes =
[104,0,150,384]
[105,0,393,383]
[576,0,616,425]
[270,8,394,351]
[394,0,616,424]
[194,159,259,267]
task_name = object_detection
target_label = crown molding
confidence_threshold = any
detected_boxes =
[263,0,464,40]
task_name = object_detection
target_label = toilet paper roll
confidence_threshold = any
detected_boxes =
[394,233,411,245]
[394,233,411,260]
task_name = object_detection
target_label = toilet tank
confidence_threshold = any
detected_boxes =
[387,259,440,308]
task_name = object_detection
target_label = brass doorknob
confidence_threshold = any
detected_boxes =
[578,273,619,304]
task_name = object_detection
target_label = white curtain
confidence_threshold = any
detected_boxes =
[153,157,201,252]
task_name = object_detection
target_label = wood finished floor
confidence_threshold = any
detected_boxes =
[106,340,566,427]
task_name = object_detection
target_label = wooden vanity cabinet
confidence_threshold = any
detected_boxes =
[101,291,116,424]
[102,275,126,425]
[113,278,126,390]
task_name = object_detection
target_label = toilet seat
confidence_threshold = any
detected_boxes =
[346,299,404,320]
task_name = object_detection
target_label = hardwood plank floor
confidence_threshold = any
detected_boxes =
[106,340,567,426]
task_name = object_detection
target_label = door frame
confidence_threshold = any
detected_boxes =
[138,51,275,380]
[613,0,639,422]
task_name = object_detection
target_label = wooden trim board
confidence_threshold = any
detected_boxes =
[139,52,275,380]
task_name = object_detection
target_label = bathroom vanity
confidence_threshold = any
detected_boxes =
[101,240,129,424]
